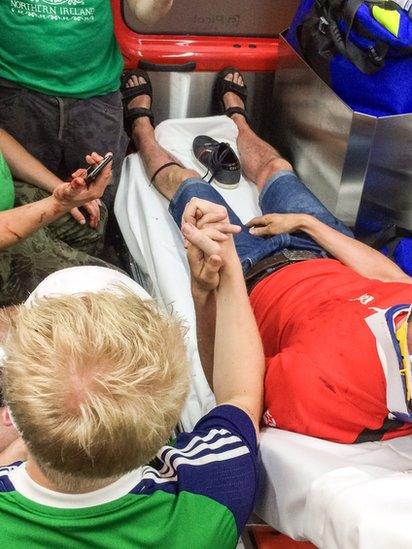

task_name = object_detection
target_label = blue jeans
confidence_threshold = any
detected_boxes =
[169,170,353,275]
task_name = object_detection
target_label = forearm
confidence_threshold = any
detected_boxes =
[214,259,265,429]
[299,214,407,281]
[0,196,67,250]
[0,129,62,193]
[126,0,173,24]
[192,288,216,389]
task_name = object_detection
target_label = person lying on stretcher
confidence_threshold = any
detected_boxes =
[124,66,412,444]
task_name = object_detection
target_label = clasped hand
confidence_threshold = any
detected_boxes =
[181,198,240,293]
[182,199,306,293]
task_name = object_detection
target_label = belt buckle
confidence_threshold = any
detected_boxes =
[282,249,318,262]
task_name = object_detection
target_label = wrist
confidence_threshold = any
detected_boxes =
[218,259,244,289]
[191,283,215,303]
[298,213,316,232]
[49,195,71,215]
[46,180,62,193]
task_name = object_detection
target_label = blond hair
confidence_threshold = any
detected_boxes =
[3,288,189,486]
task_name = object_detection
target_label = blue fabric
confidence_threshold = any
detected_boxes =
[287,0,315,50]
[169,171,353,275]
[130,405,258,536]
[331,52,412,116]
[287,1,412,116]
[393,238,412,276]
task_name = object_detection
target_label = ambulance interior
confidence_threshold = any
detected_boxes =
[111,1,412,547]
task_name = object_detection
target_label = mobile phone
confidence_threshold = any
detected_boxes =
[85,153,113,188]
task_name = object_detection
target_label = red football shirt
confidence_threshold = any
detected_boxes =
[249,258,412,443]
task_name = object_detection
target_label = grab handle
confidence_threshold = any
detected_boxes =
[138,60,196,72]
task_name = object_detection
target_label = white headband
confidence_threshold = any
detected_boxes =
[25,266,151,305]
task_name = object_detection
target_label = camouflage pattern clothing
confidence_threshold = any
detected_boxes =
[0,181,112,306]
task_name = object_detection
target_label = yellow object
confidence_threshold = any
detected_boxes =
[372,5,401,37]
[395,319,411,402]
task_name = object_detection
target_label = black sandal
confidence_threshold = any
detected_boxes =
[214,67,248,121]
[121,69,154,138]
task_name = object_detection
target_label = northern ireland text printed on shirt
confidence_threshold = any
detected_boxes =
[10,0,95,23]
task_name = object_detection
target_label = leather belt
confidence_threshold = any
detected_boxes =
[245,249,322,294]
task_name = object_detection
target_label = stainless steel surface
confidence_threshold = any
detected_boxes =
[123,0,299,37]
[357,115,412,234]
[270,34,412,232]
[148,71,274,136]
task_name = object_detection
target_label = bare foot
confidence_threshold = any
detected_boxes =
[222,71,246,121]
[124,75,152,130]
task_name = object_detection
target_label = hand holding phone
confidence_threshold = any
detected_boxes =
[85,153,113,188]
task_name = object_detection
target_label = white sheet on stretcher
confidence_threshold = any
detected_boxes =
[115,116,412,549]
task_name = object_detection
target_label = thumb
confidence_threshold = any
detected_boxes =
[201,254,223,283]
[206,254,223,273]
[70,177,85,191]
[70,207,86,225]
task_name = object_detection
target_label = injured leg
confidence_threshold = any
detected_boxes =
[220,70,292,191]
[126,74,199,200]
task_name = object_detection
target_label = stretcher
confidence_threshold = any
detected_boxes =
[115,116,412,549]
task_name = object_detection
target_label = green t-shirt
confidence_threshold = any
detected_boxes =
[0,406,258,548]
[0,0,123,98]
[0,152,14,211]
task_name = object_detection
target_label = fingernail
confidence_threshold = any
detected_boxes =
[249,228,255,234]
[80,220,86,225]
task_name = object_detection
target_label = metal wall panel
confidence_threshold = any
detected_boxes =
[123,0,300,37]
[269,34,412,233]
[148,70,275,136]
[357,115,412,234]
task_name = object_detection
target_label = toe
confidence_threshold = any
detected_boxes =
[224,72,234,83]
[131,74,140,86]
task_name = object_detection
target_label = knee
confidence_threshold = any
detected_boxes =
[257,158,293,187]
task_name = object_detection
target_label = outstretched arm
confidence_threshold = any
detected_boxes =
[183,200,265,434]
[0,153,112,250]
[0,129,62,193]
[247,212,411,283]
[0,129,103,228]
[126,0,173,24]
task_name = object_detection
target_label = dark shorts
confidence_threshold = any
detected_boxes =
[0,78,128,207]
[169,171,354,274]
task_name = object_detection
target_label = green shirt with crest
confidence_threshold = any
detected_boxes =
[0,0,123,98]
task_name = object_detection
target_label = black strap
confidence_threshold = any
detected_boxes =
[224,106,248,121]
[121,83,152,104]
[150,161,182,184]
[368,224,412,256]
[354,417,405,442]
[313,0,390,74]
[123,107,154,139]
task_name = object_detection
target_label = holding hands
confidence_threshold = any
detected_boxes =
[181,198,241,293]
[182,200,309,292]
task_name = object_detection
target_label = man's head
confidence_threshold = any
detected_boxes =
[2,268,189,489]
